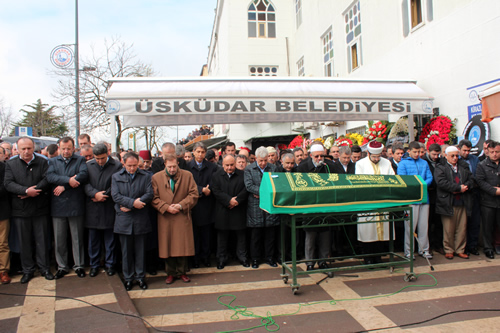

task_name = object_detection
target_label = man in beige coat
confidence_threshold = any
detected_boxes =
[152,154,198,284]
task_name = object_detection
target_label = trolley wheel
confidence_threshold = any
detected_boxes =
[327,272,334,278]
[404,273,417,282]
[292,287,299,295]
[283,276,289,284]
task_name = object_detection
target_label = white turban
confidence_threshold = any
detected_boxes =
[445,146,459,154]
[310,145,325,153]
[367,141,384,155]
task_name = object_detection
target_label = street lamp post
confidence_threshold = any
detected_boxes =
[75,0,80,145]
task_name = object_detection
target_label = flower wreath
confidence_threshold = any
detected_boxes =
[363,121,388,145]
[346,132,364,146]
[335,137,354,147]
[418,115,457,149]
[324,136,335,150]
[288,135,304,149]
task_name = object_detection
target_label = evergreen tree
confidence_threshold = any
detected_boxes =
[12,99,68,137]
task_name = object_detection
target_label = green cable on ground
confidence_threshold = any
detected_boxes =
[216,272,437,333]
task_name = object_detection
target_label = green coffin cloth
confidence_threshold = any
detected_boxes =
[259,172,427,214]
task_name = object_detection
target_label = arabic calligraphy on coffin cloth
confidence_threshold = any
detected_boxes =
[259,172,426,214]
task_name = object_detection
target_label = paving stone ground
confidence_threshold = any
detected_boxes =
[2,252,500,332]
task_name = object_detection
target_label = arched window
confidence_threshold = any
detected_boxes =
[248,0,276,38]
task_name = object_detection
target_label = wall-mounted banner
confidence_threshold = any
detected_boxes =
[106,77,434,127]
[467,78,500,121]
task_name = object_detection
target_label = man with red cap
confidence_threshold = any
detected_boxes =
[238,147,250,158]
[355,141,395,264]
[139,150,152,171]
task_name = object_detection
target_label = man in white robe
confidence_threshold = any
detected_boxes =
[355,141,395,264]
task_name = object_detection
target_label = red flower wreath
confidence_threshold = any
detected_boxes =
[418,116,453,149]
[288,135,304,149]
[362,121,388,145]
[335,137,353,147]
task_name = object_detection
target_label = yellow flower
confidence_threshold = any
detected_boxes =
[346,133,363,146]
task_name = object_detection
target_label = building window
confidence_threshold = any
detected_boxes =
[249,66,278,76]
[403,0,432,37]
[295,0,302,28]
[248,0,276,38]
[297,57,305,76]
[350,43,359,70]
[410,0,423,28]
[344,1,362,73]
[322,28,333,77]
[347,125,366,135]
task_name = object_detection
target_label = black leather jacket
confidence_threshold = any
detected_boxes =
[476,157,500,208]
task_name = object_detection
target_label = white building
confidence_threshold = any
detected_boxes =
[206,0,500,149]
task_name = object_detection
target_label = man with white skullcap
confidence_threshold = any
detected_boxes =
[297,142,335,271]
[433,145,473,259]
[355,141,395,264]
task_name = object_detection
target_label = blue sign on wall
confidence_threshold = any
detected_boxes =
[467,104,482,119]
[15,127,33,136]
[467,78,500,120]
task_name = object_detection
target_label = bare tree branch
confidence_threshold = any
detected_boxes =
[50,36,155,148]
[0,98,15,138]
[134,126,167,151]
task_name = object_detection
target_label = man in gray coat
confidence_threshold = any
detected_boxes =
[112,152,153,290]
[244,146,279,269]
[84,143,123,277]
[47,137,88,279]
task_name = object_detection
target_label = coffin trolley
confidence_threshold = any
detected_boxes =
[259,172,427,294]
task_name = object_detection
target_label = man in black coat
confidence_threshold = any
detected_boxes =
[4,137,53,283]
[297,142,335,271]
[278,153,296,172]
[151,142,187,174]
[434,146,473,259]
[278,152,302,261]
[476,141,500,259]
[47,137,88,279]
[84,143,123,277]
[187,142,218,267]
[389,143,405,174]
[332,146,355,174]
[423,143,444,255]
[331,146,357,256]
[212,155,249,269]
[217,142,236,166]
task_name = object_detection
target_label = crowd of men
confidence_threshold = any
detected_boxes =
[0,133,499,291]
[177,125,213,145]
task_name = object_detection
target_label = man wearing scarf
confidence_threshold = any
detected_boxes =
[355,141,395,264]
[152,154,198,284]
